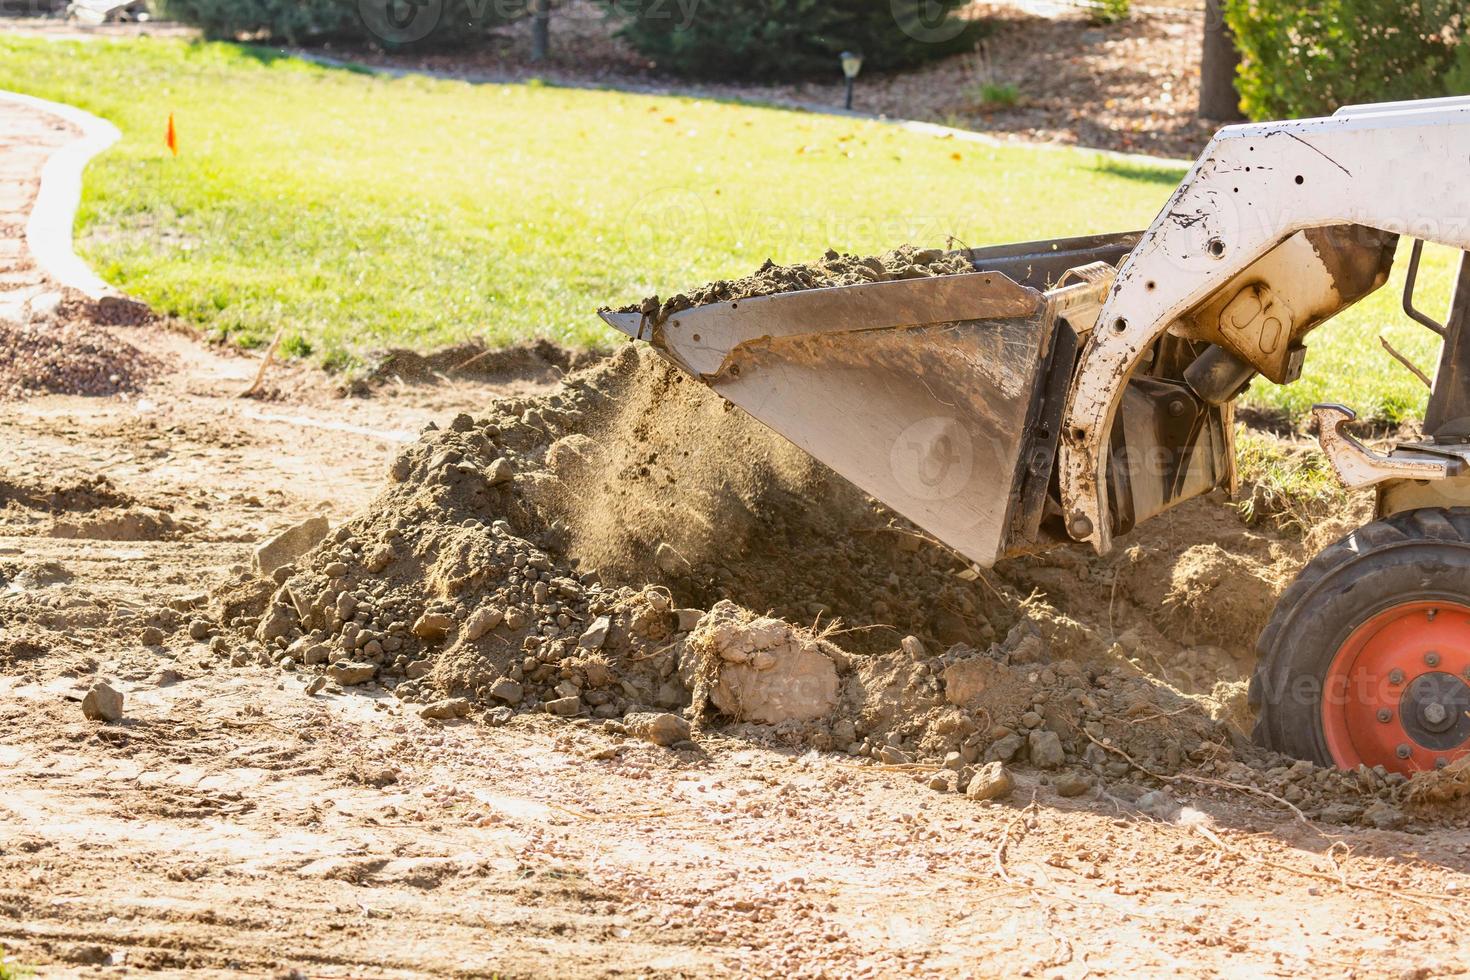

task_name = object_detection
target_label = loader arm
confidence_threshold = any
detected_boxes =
[1061,96,1470,554]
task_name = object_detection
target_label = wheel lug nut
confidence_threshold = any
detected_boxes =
[1425,702,1450,726]
[1377,708,1393,723]
[1397,744,1412,759]
[1438,757,1450,769]
[1390,669,1406,685]
[1426,652,1442,667]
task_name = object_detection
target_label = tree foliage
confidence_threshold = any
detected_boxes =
[1225,0,1463,120]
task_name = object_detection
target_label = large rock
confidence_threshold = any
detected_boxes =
[1028,729,1065,769]
[253,517,330,579]
[965,762,1014,801]
[689,601,839,725]
[624,711,691,747]
[419,698,471,721]
[81,681,124,722]
[328,662,377,686]
[579,616,611,650]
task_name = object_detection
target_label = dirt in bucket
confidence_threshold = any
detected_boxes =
[617,244,977,324]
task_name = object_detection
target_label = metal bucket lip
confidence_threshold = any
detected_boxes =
[599,266,1044,347]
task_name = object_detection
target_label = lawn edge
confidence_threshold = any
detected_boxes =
[0,88,121,299]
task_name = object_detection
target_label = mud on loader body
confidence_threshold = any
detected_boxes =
[603,95,1470,777]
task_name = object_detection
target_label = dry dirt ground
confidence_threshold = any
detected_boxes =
[4,102,1470,980]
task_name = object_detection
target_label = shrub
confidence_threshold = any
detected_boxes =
[1088,0,1129,26]
[971,80,1019,109]
[615,0,983,80]
[160,0,523,47]
[1225,0,1463,120]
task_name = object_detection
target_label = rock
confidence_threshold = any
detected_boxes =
[675,608,703,632]
[301,643,330,665]
[693,603,839,724]
[1136,790,1181,821]
[544,695,581,717]
[486,706,514,726]
[654,542,689,575]
[412,612,454,643]
[255,603,295,644]
[419,698,471,721]
[489,677,523,705]
[1053,771,1093,798]
[1319,802,1364,825]
[942,751,963,771]
[405,659,432,680]
[324,561,349,579]
[188,618,212,641]
[463,606,503,640]
[927,771,956,792]
[253,516,330,579]
[81,681,124,722]
[579,615,612,650]
[986,733,1024,763]
[878,745,912,765]
[487,457,515,485]
[1028,730,1065,769]
[1362,800,1406,831]
[139,626,165,647]
[900,635,925,658]
[624,711,691,747]
[327,662,377,686]
[965,762,1014,802]
[364,544,396,573]
[305,675,327,696]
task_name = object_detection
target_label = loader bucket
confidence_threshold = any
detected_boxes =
[600,270,1063,568]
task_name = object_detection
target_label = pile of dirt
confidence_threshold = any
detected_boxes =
[206,345,1452,829]
[0,316,159,399]
[618,244,976,325]
[366,338,603,387]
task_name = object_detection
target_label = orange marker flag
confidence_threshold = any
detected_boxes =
[166,113,178,156]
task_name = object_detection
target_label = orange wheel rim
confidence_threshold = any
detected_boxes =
[1322,600,1470,774]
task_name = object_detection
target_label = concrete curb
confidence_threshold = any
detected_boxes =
[0,89,121,299]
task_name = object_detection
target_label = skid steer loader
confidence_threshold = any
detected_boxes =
[602,95,1470,777]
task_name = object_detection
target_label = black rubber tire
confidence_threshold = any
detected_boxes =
[1250,506,1470,766]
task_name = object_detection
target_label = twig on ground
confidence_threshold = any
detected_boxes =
[993,794,1040,884]
[240,326,285,398]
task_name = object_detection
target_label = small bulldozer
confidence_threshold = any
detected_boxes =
[603,95,1470,777]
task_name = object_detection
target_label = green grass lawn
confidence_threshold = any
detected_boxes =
[0,36,1454,421]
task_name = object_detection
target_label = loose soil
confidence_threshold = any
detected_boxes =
[7,96,1470,979]
[620,245,977,324]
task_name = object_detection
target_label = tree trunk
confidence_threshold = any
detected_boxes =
[1199,0,1244,121]
[531,0,551,63]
